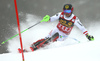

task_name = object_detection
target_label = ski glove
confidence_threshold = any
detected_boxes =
[86,34,94,41]
[40,15,50,22]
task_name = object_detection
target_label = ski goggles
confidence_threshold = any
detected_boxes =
[64,10,72,14]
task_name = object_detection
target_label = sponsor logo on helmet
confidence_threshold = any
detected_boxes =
[65,5,69,9]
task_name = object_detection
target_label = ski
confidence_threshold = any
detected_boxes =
[18,33,59,53]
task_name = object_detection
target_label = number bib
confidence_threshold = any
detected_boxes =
[59,18,74,28]
[56,12,76,35]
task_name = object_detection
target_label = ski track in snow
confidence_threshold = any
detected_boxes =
[7,13,100,53]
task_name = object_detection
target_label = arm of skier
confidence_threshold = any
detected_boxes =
[40,12,61,22]
[74,17,94,41]
[49,12,61,22]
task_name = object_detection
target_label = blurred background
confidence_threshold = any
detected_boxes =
[0,0,100,54]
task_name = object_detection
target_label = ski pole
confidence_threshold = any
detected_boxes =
[69,37,80,43]
[1,15,50,45]
[1,22,41,44]
[60,36,80,43]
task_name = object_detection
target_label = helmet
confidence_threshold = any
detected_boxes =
[63,4,74,14]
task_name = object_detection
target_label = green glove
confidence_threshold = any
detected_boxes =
[40,15,50,22]
[86,34,94,41]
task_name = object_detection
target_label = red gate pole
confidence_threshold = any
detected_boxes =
[14,0,25,61]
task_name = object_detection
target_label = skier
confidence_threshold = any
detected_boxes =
[18,4,94,53]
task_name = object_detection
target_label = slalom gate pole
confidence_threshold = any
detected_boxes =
[14,0,25,61]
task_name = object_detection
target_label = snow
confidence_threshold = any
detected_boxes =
[0,41,100,61]
[1,13,100,61]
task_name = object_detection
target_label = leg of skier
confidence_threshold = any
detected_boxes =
[30,27,68,51]
[30,38,50,51]
[47,27,68,41]
[18,38,50,53]
[30,27,59,51]
[18,27,68,53]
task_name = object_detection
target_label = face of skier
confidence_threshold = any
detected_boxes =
[65,13,72,17]
[64,10,72,17]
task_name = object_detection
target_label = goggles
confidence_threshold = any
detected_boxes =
[64,10,72,14]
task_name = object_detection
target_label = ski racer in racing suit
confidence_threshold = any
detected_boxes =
[18,4,94,53]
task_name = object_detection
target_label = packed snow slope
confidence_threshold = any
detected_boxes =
[7,14,100,53]
[1,14,100,61]
[0,40,100,61]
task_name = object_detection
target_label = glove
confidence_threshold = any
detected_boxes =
[86,34,94,41]
[40,15,50,22]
